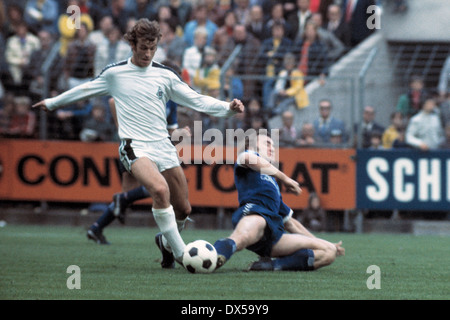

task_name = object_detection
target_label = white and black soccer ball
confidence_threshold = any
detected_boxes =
[182,240,217,273]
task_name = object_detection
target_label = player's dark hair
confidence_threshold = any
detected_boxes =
[124,18,161,46]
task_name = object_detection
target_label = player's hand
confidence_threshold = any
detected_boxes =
[32,100,49,112]
[334,241,345,256]
[284,178,302,195]
[229,99,244,113]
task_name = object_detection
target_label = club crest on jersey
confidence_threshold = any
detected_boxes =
[157,87,164,99]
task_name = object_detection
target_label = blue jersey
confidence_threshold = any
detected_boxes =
[234,150,292,219]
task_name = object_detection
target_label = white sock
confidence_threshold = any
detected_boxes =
[152,206,186,260]
[162,217,189,253]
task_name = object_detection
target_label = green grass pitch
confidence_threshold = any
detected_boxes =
[0,224,449,300]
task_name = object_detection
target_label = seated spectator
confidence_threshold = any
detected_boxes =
[341,0,376,47]
[396,74,429,118]
[25,29,63,101]
[158,17,186,67]
[222,65,244,102]
[54,99,93,140]
[4,21,40,95]
[368,131,384,150]
[182,26,212,91]
[255,21,293,109]
[286,0,313,42]
[129,0,158,21]
[183,1,218,47]
[406,98,445,150]
[298,122,316,147]
[217,24,261,98]
[88,15,114,48]
[291,21,329,81]
[80,103,117,142]
[243,98,268,130]
[204,0,226,26]
[24,0,59,35]
[233,0,252,26]
[213,10,238,53]
[168,0,192,28]
[299,192,326,232]
[266,52,309,116]
[3,4,25,39]
[278,110,300,147]
[392,125,412,149]
[5,96,37,139]
[329,128,344,146]
[382,111,405,149]
[193,47,221,95]
[313,99,346,143]
[264,2,293,40]
[103,0,131,35]
[63,22,96,89]
[355,105,385,148]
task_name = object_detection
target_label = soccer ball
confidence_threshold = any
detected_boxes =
[182,240,217,273]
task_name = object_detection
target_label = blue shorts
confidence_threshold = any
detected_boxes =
[232,203,285,257]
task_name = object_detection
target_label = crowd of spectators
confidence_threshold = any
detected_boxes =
[0,0,447,150]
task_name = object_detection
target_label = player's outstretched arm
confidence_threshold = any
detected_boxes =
[32,100,49,112]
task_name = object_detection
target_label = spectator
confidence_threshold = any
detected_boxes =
[54,99,93,140]
[103,0,130,35]
[168,0,192,28]
[356,105,385,149]
[243,98,267,130]
[94,25,130,76]
[0,93,15,137]
[88,15,114,46]
[329,128,343,146]
[255,21,293,108]
[440,122,450,149]
[299,192,326,232]
[341,0,376,47]
[406,98,445,151]
[286,0,313,41]
[392,124,411,149]
[26,29,63,100]
[264,2,293,40]
[217,24,261,98]
[325,4,351,49]
[183,1,218,47]
[266,52,309,116]
[80,103,116,142]
[158,17,186,67]
[57,0,94,57]
[233,0,252,26]
[182,26,212,91]
[213,10,238,52]
[63,22,96,89]
[246,5,267,42]
[6,96,37,139]
[222,65,244,102]
[382,111,405,149]
[313,99,346,143]
[3,4,25,39]
[396,74,429,118]
[129,0,157,21]
[204,0,226,26]
[291,21,329,80]
[310,12,345,63]
[437,55,450,103]
[298,122,316,147]
[4,21,40,94]
[193,47,221,95]
[368,130,384,150]
[24,0,59,35]
[278,110,300,147]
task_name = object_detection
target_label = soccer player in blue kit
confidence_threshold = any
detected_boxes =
[214,133,345,271]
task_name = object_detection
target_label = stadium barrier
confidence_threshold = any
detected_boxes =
[0,139,356,210]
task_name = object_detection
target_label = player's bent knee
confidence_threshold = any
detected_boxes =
[150,184,170,205]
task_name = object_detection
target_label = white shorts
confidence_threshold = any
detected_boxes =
[119,138,180,173]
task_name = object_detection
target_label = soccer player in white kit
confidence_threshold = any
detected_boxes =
[32,19,245,264]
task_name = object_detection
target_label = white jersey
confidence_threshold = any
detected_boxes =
[45,58,235,142]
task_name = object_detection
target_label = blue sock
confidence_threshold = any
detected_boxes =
[121,186,150,206]
[214,238,237,261]
[91,202,115,231]
[272,249,315,271]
